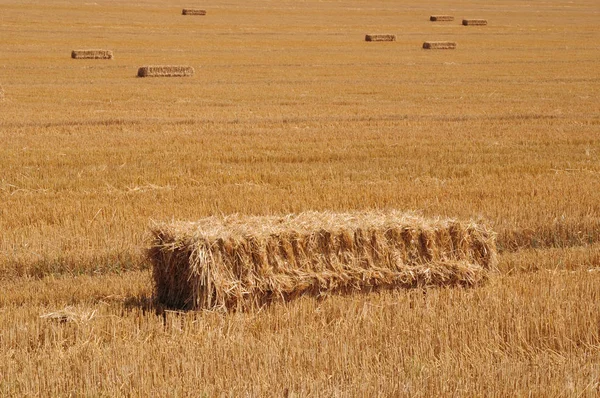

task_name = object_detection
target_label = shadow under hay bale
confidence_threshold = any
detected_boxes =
[71,49,113,60]
[423,41,457,49]
[430,15,454,21]
[462,19,487,26]
[137,65,195,78]
[182,8,206,15]
[365,34,396,42]
[148,211,498,311]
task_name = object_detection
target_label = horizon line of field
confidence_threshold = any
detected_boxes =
[0,113,584,130]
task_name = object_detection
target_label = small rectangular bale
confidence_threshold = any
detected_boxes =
[71,49,113,60]
[182,8,206,15]
[148,211,498,311]
[365,34,396,42]
[423,41,457,49]
[137,65,195,78]
[430,15,454,21]
[462,19,487,26]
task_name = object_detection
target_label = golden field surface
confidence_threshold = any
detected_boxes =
[0,0,599,395]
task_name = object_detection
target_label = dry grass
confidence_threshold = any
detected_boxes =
[0,246,599,396]
[430,15,454,22]
[71,49,113,59]
[0,0,599,394]
[364,34,396,42]
[149,211,497,310]
[462,19,488,26]
[137,65,195,77]
[182,8,206,16]
[423,41,457,49]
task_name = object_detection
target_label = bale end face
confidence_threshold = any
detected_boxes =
[423,41,457,49]
[365,34,396,42]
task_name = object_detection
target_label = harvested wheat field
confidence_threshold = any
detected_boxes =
[0,0,599,395]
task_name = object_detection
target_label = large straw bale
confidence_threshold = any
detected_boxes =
[462,19,487,26]
[137,65,195,78]
[71,49,113,60]
[430,15,454,21]
[182,9,206,15]
[148,211,497,311]
[423,41,457,49]
[365,34,396,42]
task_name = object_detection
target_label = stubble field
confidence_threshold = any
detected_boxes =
[1,0,599,395]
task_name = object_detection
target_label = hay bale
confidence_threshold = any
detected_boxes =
[423,41,457,49]
[462,19,487,26]
[148,211,498,311]
[137,65,195,78]
[182,8,206,15]
[430,15,454,21]
[71,49,113,60]
[365,34,396,42]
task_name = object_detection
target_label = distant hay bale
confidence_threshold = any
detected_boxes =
[423,41,457,49]
[462,19,487,26]
[430,15,454,21]
[148,211,498,311]
[182,8,206,15]
[365,34,396,42]
[137,65,195,78]
[71,49,113,60]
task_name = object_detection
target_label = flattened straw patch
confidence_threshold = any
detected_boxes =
[40,306,97,324]
[71,49,113,59]
[462,19,487,26]
[148,211,497,311]
[365,34,396,42]
[137,65,195,78]
[423,41,457,49]
[430,15,454,21]
[182,8,206,15]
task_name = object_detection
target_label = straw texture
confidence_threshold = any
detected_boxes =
[71,49,113,60]
[137,65,195,77]
[365,34,396,42]
[182,9,206,15]
[148,211,497,311]
[423,41,457,49]
[430,15,454,21]
[462,19,487,26]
